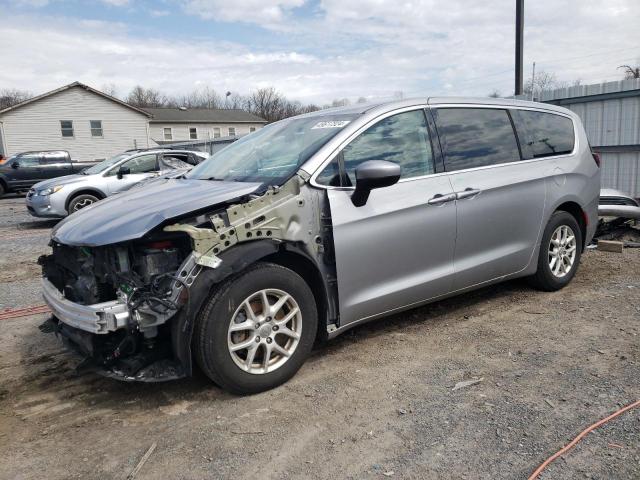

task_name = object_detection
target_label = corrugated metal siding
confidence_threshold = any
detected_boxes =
[539,80,640,198]
[0,86,150,162]
[600,152,640,197]
[148,123,263,143]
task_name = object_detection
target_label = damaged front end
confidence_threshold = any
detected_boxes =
[40,233,201,381]
[40,175,337,381]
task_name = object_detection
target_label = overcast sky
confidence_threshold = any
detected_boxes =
[1,0,639,104]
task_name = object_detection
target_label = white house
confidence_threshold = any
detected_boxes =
[0,82,152,162]
[144,107,267,144]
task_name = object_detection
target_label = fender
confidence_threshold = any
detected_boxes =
[170,239,281,375]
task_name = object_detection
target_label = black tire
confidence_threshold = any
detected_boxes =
[529,211,583,291]
[68,194,99,213]
[0,183,5,198]
[194,262,317,394]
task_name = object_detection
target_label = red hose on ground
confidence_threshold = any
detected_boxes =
[528,399,640,479]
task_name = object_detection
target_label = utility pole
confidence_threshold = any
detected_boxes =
[530,61,536,101]
[515,0,524,96]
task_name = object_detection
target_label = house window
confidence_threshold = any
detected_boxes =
[213,127,221,139]
[60,120,74,137]
[189,127,198,140]
[228,127,236,137]
[90,120,103,137]
[163,127,173,141]
[250,127,256,132]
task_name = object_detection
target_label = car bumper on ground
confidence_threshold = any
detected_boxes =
[25,191,67,218]
[42,277,130,334]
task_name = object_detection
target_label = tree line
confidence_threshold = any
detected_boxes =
[1,63,638,118]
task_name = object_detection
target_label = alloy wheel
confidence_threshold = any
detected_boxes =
[227,288,302,374]
[548,225,577,278]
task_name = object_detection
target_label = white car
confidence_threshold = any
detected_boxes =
[26,149,209,218]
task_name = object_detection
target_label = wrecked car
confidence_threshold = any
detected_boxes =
[598,188,640,220]
[26,149,208,218]
[40,98,600,394]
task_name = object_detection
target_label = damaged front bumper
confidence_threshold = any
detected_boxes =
[42,277,129,334]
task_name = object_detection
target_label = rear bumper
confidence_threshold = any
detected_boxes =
[42,277,130,334]
[599,204,640,220]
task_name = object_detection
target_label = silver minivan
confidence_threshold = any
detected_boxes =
[41,98,600,394]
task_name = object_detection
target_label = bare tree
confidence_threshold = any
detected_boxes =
[126,85,167,108]
[618,64,640,79]
[356,96,368,104]
[488,89,501,98]
[331,98,350,107]
[0,88,33,110]
[101,83,118,98]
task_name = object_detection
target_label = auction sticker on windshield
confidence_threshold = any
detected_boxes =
[311,121,351,129]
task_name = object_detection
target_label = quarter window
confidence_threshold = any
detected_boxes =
[435,108,521,171]
[511,110,574,159]
[163,127,173,141]
[317,110,434,186]
[189,127,198,140]
[60,120,74,137]
[90,120,103,137]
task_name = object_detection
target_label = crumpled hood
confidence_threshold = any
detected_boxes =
[32,174,88,191]
[52,178,262,246]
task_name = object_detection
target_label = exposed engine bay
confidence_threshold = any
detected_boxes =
[40,175,338,381]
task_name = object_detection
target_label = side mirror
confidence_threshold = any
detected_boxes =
[11,161,19,169]
[117,166,130,179]
[351,160,401,207]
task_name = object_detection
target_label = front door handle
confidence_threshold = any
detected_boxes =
[456,188,481,200]
[428,192,457,205]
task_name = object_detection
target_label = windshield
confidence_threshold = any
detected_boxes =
[187,114,357,184]
[83,153,131,175]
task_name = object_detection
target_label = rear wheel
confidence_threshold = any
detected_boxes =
[529,211,582,291]
[0,182,5,197]
[194,262,317,394]
[68,194,99,213]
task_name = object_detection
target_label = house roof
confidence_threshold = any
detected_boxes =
[144,107,267,124]
[0,81,153,117]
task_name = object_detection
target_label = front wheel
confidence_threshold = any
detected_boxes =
[68,193,99,213]
[194,262,317,394]
[529,211,582,291]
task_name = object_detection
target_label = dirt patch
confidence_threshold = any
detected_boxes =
[0,197,639,479]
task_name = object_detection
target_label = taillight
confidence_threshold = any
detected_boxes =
[592,152,601,168]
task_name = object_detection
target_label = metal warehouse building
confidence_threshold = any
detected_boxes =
[539,79,640,197]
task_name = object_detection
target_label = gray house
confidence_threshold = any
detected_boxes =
[0,82,152,162]
[144,107,267,144]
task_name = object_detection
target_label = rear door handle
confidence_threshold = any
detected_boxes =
[428,193,457,205]
[456,188,481,200]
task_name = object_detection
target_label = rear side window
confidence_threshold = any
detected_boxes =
[316,109,435,186]
[511,110,574,159]
[435,108,521,171]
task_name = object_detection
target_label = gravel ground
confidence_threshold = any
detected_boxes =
[0,196,638,480]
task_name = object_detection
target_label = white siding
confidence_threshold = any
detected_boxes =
[149,123,264,142]
[0,86,151,162]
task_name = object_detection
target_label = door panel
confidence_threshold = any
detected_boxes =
[448,163,546,289]
[9,154,42,188]
[328,176,457,326]
[432,106,547,290]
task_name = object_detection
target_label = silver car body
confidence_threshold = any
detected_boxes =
[26,149,208,218]
[41,97,600,381]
